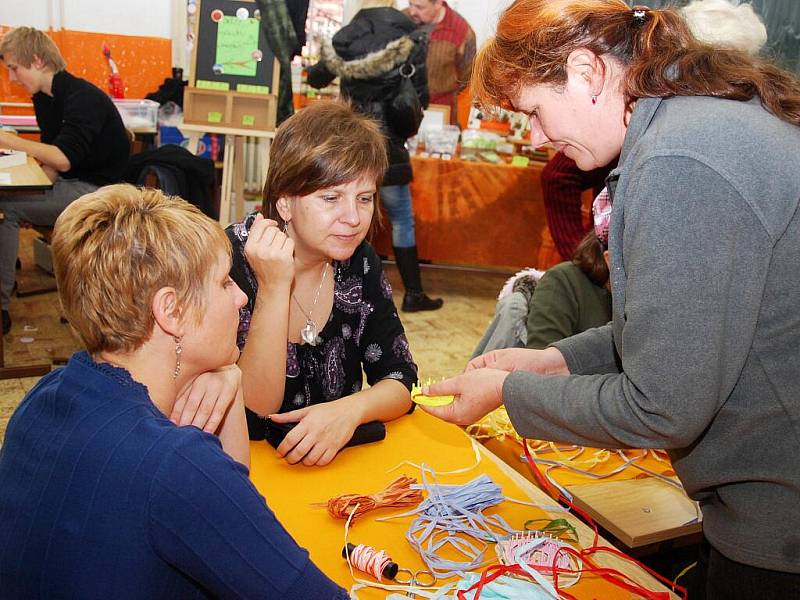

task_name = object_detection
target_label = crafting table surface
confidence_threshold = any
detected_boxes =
[0,155,53,191]
[248,409,677,599]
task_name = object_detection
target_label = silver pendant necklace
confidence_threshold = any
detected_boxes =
[292,262,329,346]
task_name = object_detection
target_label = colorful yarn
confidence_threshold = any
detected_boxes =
[320,475,423,520]
[343,543,398,582]
[468,407,689,503]
[381,472,516,579]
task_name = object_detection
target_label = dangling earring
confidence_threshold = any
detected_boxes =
[172,336,182,379]
[283,220,289,234]
[591,95,598,105]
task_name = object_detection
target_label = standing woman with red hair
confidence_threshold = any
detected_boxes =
[420,1,800,597]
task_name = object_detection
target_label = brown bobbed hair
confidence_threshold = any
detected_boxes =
[472,0,800,126]
[262,100,388,227]
[572,230,609,288]
[52,185,230,355]
[0,26,66,72]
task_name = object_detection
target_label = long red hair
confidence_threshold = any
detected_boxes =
[472,0,800,125]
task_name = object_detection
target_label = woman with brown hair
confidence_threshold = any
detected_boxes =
[420,1,800,597]
[227,101,416,467]
[307,0,443,312]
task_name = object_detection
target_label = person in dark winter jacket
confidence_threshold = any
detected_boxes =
[307,0,443,312]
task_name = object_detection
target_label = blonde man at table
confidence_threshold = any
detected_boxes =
[0,27,129,334]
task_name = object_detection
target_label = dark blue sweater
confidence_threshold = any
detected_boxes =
[0,352,348,599]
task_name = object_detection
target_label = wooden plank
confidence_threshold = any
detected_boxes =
[568,478,702,548]
[179,121,275,138]
[0,156,53,191]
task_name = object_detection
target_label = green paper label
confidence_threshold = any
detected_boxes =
[511,155,530,167]
[215,16,260,77]
[207,111,223,123]
[196,79,230,91]
[237,84,270,95]
[242,114,256,126]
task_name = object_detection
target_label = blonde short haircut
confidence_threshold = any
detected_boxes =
[0,26,66,72]
[52,185,231,354]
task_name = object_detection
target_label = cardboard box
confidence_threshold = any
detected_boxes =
[183,88,276,132]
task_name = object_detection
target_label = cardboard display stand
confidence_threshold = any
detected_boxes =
[185,0,279,131]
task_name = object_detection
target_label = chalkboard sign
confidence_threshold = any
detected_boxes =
[190,0,280,95]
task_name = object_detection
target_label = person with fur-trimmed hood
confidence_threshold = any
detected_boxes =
[307,0,444,313]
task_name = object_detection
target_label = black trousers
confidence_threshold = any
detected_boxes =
[706,543,800,599]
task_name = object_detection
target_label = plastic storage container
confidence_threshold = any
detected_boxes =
[112,99,159,132]
[423,125,460,155]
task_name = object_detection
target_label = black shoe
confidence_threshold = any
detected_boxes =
[2,310,10,335]
[402,291,443,312]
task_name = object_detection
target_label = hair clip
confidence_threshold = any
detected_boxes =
[632,6,649,23]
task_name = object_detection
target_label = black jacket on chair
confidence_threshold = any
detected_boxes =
[306,7,428,186]
[123,145,217,219]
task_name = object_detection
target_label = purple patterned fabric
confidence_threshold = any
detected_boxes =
[225,215,417,430]
[380,272,394,300]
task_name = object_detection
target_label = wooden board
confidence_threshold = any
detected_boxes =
[568,478,702,548]
[0,156,53,191]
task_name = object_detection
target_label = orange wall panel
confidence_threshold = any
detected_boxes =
[0,27,171,106]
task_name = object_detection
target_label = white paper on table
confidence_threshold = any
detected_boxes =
[0,173,12,184]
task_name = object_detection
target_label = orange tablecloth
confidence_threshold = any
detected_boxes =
[248,410,676,598]
[373,156,562,270]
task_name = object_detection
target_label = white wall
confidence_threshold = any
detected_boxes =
[0,0,172,38]
[0,0,51,30]
[62,0,171,38]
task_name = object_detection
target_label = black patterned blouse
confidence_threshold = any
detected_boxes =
[226,214,418,438]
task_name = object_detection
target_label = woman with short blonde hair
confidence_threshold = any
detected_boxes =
[0,185,348,599]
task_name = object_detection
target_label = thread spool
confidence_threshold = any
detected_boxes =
[342,543,400,580]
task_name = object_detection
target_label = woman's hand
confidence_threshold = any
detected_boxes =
[270,400,361,467]
[244,214,295,290]
[467,347,569,376]
[419,368,509,427]
[170,364,242,433]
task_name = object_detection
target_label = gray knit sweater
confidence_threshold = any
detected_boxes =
[504,95,800,572]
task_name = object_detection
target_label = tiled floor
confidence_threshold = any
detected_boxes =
[0,229,513,441]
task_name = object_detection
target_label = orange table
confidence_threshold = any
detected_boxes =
[373,156,563,270]
[248,410,677,598]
